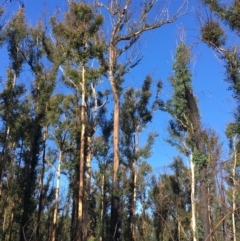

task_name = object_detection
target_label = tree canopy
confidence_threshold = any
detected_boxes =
[0,1,239,241]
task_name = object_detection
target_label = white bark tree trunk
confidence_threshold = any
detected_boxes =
[190,153,197,241]
[232,136,237,241]
[78,65,86,241]
[51,150,62,241]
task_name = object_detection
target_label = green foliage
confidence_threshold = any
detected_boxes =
[0,1,237,241]
[5,8,27,75]
[202,0,240,137]
[201,20,226,47]
[225,2,240,33]
[166,41,200,161]
[0,6,5,45]
[167,42,192,130]
[51,2,105,66]
[225,122,240,163]
[224,49,240,95]
[121,75,157,161]
[204,1,240,33]
[226,122,239,138]
[192,150,208,167]
[148,157,191,240]
[166,120,191,156]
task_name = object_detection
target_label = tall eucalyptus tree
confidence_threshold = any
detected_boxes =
[167,41,210,240]
[50,3,105,240]
[95,1,188,239]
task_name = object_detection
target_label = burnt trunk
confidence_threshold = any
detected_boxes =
[129,162,137,241]
[19,123,41,241]
[185,87,211,240]
[36,127,47,241]
[199,166,211,241]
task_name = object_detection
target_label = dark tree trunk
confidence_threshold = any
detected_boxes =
[199,166,211,241]
[36,128,47,241]
[185,87,211,240]
[19,123,41,241]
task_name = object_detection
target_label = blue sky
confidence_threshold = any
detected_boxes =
[1,0,235,172]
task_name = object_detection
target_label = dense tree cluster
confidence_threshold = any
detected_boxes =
[0,0,240,241]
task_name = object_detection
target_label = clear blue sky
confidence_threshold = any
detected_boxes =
[2,0,234,172]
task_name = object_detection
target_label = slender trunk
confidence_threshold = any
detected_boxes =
[109,44,120,241]
[0,127,11,240]
[208,184,213,241]
[232,139,237,241]
[19,124,41,241]
[190,153,197,241]
[8,203,14,241]
[141,212,147,241]
[220,182,227,240]
[130,161,137,241]
[83,136,92,240]
[216,169,227,241]
[197,133,211,241]
[177,215,181,241]
[71,132,79,240]
[51,150,62,241]
[130,130,139,241]
[0,74,16,200]
[0,126,10,201]
[199,166,210,241]
[36,127,47,241]
[99,169,105,241]
[2,205,6,241]
[85,136,92,193]
[78,65,86,241]
[1,196,13,241]
[110,98,120,241]
[0,126,10,240]
[71,195,77,241]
